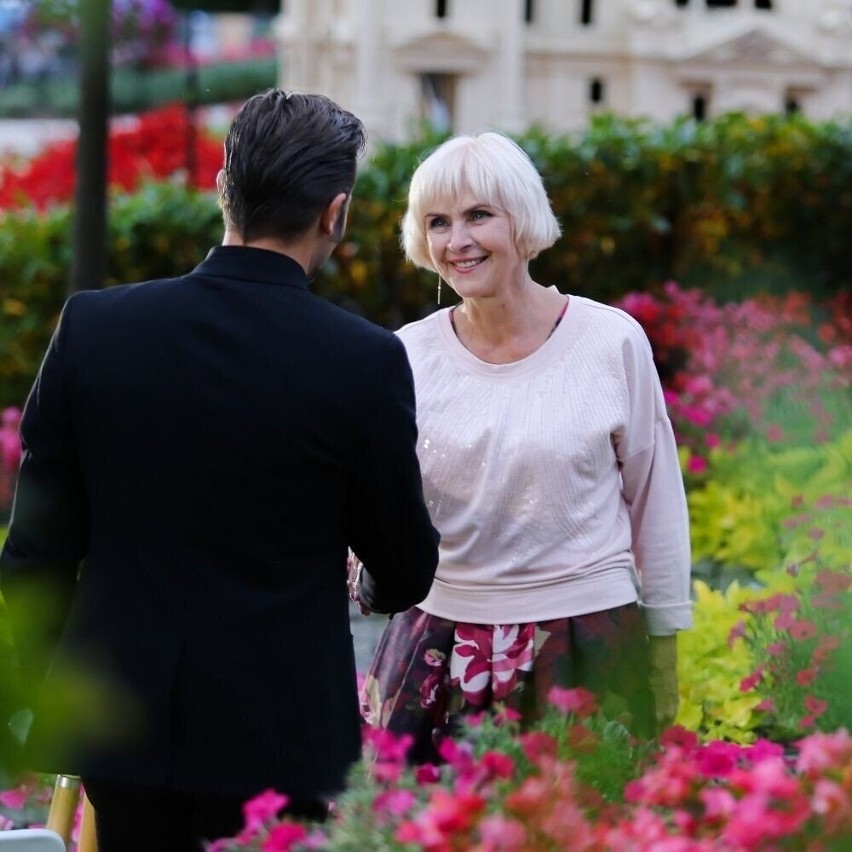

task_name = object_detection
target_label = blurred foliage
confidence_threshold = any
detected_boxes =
[687,430,852,575]
[0,57,277,118]
[0,183,222,409]
[2,112,852,410]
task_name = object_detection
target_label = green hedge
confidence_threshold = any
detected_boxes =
[0,58,277,118]
[2,112,851,410]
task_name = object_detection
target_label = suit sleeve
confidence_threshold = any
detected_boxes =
[347,334,439,614]
[0,296,87,682]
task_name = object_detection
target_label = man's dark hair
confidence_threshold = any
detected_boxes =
[219,90,366,242]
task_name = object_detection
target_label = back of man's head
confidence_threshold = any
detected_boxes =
[218,90,366,244]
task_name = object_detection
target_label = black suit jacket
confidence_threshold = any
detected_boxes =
[0,246,439,799]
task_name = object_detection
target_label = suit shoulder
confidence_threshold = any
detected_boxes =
[66,278,179,311]
[315,298,404,352]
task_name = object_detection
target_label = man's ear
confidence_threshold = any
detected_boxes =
[320,192,350,239]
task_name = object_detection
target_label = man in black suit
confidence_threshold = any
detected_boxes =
[0,90,439,850]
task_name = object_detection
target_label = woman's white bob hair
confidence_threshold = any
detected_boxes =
[401,131,562,272]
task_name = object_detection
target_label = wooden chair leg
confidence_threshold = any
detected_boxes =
[77,792,98,852]
[46,774,81,843]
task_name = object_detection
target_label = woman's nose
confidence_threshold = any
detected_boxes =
[448,222,471,252]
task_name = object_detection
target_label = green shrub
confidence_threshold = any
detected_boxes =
[0,183,221,408]
[2,112,851,410]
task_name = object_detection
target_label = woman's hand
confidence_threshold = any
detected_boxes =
[346,550,372,616]
[648,634,679,734]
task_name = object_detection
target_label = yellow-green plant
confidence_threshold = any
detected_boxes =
[687,430,852,573]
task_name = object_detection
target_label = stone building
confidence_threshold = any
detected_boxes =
[274,0,852,140]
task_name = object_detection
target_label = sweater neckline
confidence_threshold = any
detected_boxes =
[437,289,583,376]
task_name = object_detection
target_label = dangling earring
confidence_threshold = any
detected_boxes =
[437,274,443,306]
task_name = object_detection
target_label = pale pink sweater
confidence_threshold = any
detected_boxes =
[396,293,693,636]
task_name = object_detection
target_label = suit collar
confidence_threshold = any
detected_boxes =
[191,245,310,289]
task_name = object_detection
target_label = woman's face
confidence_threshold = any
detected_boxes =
[424,190,525,300]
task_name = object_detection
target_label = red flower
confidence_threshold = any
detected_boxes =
[795,668,818,687]
[519,731,557,762]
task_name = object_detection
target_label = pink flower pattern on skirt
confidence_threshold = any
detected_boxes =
[450,623,536,707]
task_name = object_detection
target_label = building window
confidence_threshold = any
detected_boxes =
[525,0,535,23]
[435,0,449,18]
[589,77,605,105]
[692,94,708,121]
[706,0,737,7]
[784,88,808,116]
[580,0,594,25]
[754,0,772,8]
[421,73,455,132]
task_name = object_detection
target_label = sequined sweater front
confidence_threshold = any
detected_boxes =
[396,293,693,636]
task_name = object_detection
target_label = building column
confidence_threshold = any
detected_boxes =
[351,0,386,137]
[499,0,526,132]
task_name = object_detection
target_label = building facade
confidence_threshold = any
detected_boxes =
[274,0,852,140]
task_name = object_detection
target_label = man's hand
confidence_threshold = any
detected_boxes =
[648,634,679,734]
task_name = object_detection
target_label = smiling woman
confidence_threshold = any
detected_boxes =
[354,130,694,762]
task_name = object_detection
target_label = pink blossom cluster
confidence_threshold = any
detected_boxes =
[734,549,851,737]
[206,688,852,852]
[0,406,22,512]
[616,284,851,473]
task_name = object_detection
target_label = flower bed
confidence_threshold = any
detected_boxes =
[1,279,849,846]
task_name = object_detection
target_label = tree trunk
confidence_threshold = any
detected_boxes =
[70,0,111,294]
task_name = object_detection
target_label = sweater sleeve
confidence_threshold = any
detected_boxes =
[615,328,693,636]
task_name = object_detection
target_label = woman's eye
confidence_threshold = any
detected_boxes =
[470,210,490,221]
[428,217,448,229]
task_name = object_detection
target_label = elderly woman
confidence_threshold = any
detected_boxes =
[356,131,692,759]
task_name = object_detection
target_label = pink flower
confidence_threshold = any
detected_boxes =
[796,729,852,776]
[743,739,784,763]
[804,695,828,718]
[477,814,528,850]
[687,454,708,474]
[261,822,308,851]
[415,763,442,785]
[547,686,598,719]
[362,726,413,764]
[788,619,817,641]
[242,789,289,836]
[704,431,721,448]
[519,731,557,762]
[480,750,516,780]
[373,789,416,817]
[727,620,746,647]
[696,740,739,778]
[774,610,797,631]
[0,786,31,810]
[740,665,765,692]
[659,726,699,751]
[796,668,818,687]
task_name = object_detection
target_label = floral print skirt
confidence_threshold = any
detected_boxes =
[360,603,654,762]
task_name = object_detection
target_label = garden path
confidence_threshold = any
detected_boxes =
[349,603,385,674]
